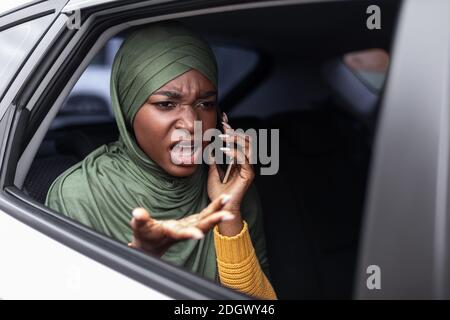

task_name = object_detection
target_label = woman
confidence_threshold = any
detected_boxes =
[46,22,276,299]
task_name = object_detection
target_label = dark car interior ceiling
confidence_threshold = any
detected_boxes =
[22,0,401,299]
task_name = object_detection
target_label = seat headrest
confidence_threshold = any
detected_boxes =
[321,49,388,126]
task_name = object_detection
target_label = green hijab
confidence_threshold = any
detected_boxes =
[46,22,269,282]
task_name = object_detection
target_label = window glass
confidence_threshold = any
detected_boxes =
[0,14,54,97]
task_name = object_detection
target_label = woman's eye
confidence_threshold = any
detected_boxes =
[198,101,216,109]
[155,101,176,109]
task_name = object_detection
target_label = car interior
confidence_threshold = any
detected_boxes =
[20,1,401,299]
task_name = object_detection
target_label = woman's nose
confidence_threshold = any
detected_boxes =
[175,105,198,133]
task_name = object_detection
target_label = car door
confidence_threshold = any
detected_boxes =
[354,0,450,299]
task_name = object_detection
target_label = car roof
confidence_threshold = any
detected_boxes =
[0,0,36,15]
[63,0,119,12]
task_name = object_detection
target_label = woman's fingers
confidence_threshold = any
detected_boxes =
[219,131,251,148]
[234,132,253,162]
[218,120,255,182]
[220,118,253,165]
[128,196,235,247]
[222,112,229,123]
[130,209,162,241]
[129,208,154,248]
[220,146,248,167]
[207,148,220,179]
[179,227,205,239]
[159,220,204,240]
[220,146,255,181]
[219,132,253,163]
[130,207,153,230]
[199,193,232,218]
[222,121,231,130]
[196,210,234,232]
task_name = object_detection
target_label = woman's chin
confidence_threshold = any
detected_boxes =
[166,144,203,177]
[165,163,198,177]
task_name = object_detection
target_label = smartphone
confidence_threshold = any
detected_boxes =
[215,107,234,183]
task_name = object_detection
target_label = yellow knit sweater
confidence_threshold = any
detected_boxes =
[214,221,277,300]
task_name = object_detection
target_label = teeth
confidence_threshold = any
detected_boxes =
[172,140,193,149]
[179,141,193,147]
[172,141,196,156]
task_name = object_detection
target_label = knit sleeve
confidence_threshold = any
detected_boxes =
[213,221,277,300]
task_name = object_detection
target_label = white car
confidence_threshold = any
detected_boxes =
[0,0,448,300]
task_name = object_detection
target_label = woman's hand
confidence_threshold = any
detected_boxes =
[128,194,234,256]
[207,112,255,236]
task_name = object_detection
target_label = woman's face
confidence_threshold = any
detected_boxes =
[133,69,217,177]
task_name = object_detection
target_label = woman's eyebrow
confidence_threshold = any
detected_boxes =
[151,90,217,99]
[152,90,182,99]
[198,91,217,99]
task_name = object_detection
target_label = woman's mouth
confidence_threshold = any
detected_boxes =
[170,140,201,166]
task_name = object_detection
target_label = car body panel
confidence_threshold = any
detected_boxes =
[0,208,170,299]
